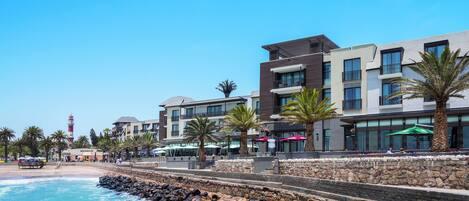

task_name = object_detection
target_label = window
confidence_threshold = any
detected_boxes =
[207,105,223,116]
[381,82,401,105]
[343,58,361,81]
[424,40,448,59]
[322,88,331,104]
[171,110,179,121]
[255,101,260,114]
[343,87,361,110]
[381,49,402,74]
[151,123,158,131]
[323,62,331,86]
[171,124,179,136]
[276,70,305,88]
[323,129,331,151]
[424,95,435,102]
[133,126,138,134]
[276,96,294,113]
[185,108,194,118]
[142,124,150,131]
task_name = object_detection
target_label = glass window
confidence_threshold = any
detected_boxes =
[322,88,331,104]
[343,58,361,81]
[171,124,179,136]
[447,116,459,123]
[463,126,469,148]
[425,41,448,59]
[406,136,417,150]
[323,129,331,151]
[356,121,367,128]
[344,87,361,110]
[381,50,402,74]
[379,130,391,150]
[461,115,469,122]
[368,131,379,151]
[418,136,431,150]
[172,110,179,117]
[380,119,391,127]
[323,62,331,86]
[357,131,366,152]
[345,135,354,151]
[277,70,305,88]
[382,82,401,105]
[405,118,418,126]
[207,105,223,116]
[133,126,138,134]
[278,96,294,107]
[185,108,194,117]
[391,119,403,126]
[392,135,402,150]
[418,117,431,124]
[368,120,379,127]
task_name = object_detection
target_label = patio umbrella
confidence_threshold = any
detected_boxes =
[279,135,306,152]
[388,126,433,136]
[255,136,269,142]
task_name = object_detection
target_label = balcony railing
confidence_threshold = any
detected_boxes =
[379,96,402,106]
[171,116,179,121]
[171,130,179,136]
[180,111,227,119]
[275,79,305,88]
[380,64,402,75]
[342,99,362,110]
[273,106,285,114]
[342,70,361,81]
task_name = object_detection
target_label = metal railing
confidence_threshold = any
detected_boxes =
[380,64,402,75]
[171,131,179,136]
[379,96,402,105]
[342,99,362,110]
[180,111,227,119]
[171,116,179,121]
[342,70,361,81]
[274,79,305,88]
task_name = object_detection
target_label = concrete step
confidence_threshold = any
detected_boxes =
[280,184,374,201]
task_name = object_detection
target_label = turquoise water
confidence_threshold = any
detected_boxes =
[0,177,141,201]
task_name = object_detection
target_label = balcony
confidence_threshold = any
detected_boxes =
[171,116,179,121]
[342,99,362,110]
[379,96,403,109]
[379,64,402,79]
[180,111,227,119]
[342,70,361,82]
[275,79,305,88]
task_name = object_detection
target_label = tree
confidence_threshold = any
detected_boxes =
[51,130,67,161]
[392,48,469,151]
[216,79,237,98]
[141,132,157,157]
[12,137,27,158]
[183,116,219,163]
[24,126,44,157]
[224,105,259,156]
[131,135,141,158]
[74,135,90,148]
[0,127,15,162]
[40,136,54,162]
[90,129,98,147]
[281,88,336,152]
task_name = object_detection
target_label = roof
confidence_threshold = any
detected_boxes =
[114,116,139,124]
[262,34,339,51]
[179,96,247,107]
[159,96,194,107]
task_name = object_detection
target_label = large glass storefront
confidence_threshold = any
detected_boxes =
[274,131,305,152]
[346,114,469,152]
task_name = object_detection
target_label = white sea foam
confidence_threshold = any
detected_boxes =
[0,186,11,198]
[0,177,98,186]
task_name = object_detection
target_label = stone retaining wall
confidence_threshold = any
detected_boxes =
[278,155,469,189]
[106,166,327,201]
[213,159,254,173]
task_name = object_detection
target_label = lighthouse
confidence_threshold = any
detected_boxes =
[67,114,74,148]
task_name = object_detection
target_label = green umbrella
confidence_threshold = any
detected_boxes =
[388,126,433,136]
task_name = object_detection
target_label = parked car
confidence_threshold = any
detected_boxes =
[18,157,45,169]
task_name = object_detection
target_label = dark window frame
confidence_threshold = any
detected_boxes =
[424,40,449,58]
[380,82,402,105]
[343,58,361,81]
[380,47,403,75]
[323,62,331,86]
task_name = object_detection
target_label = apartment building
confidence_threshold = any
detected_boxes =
[259,35,343,152]
[158,92,260,148]
[260,31,469,152]
[112,116,159,141]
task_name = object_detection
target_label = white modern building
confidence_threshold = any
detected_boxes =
[112,116,159,141]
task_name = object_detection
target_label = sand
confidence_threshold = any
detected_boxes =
[0,164,107,179]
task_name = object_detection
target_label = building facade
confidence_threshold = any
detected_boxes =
[158,92,260,150]
[112,116,159,141]
[259,31,469,152]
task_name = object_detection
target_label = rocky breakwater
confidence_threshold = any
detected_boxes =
[98,175,219,201]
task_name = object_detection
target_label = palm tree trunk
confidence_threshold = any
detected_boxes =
[239,131,248,156]
[432,101,449,152]
[58,149,62,161]
[4,142,8,163]
[199,140,206,163]
[146,146,151,157]
[45,150,49,162]
[304,123,315,152]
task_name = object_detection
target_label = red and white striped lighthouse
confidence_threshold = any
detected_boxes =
[67,114,74,148]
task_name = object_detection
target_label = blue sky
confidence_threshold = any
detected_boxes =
[0,0,468,137]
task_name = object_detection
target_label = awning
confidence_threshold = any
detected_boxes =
[280,135,306,142]
[388,126,433,136]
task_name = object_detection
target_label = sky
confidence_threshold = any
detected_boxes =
[1,0,468,138]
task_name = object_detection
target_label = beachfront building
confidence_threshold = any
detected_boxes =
[62,148,105,162]
[259,30,469,153]
[158,92,260,154]
[111,116,159,141]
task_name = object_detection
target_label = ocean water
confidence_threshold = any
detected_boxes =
[0,177,141,201]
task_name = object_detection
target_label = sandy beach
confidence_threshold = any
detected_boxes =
[0,164,107,179]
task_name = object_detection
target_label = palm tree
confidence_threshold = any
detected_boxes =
[51,130,66,161]
[216,79,237,98]
[109,139,122,161]
[141,132,157,157]
[24,126,44,157]
[40,136,54,162]
[0,127,15,162]
[281,88,336,152]
[74,136,90,148]
[131,135,141,158]
[183,116,219,163]
[12,137,27,158]
[392,48,469,152]
[224,105,259,156]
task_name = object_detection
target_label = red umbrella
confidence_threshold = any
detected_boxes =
[282,135,306,141]
[255,136,270,142]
